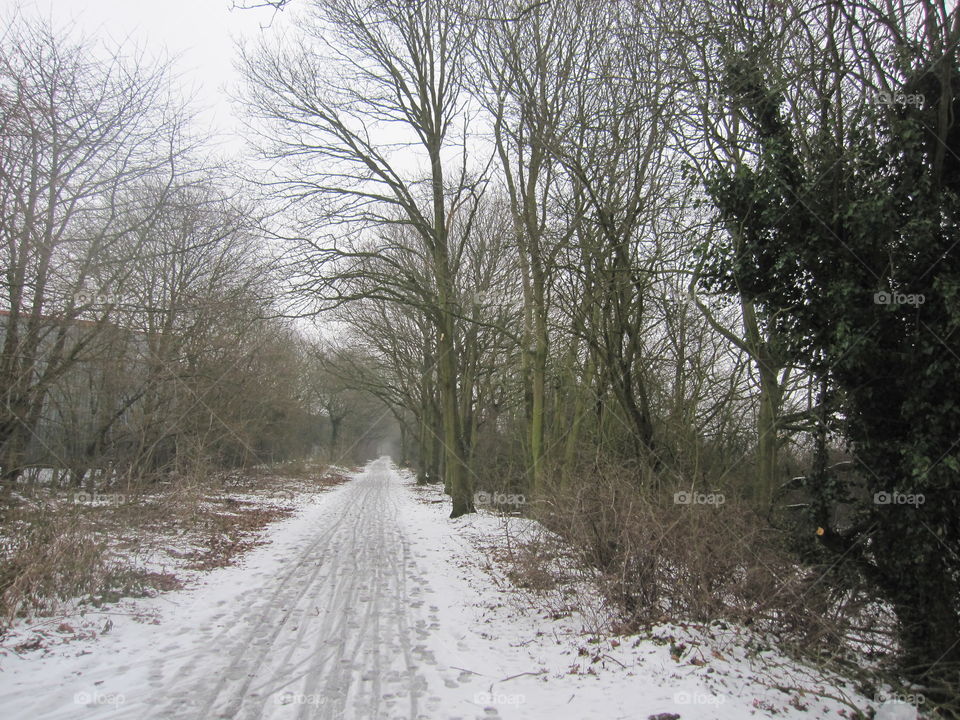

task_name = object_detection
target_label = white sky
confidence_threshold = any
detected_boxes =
[2,0,291,153]
[2,0,491,174]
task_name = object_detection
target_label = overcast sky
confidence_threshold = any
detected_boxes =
[2,0,291,153]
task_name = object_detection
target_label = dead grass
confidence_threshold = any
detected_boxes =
[177,499,294,571]
[484,461,907,709]
[0,461,349,637]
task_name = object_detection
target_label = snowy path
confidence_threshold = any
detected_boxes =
[145,456,434,719]
[0,458,874,720]
[0,458,493,720]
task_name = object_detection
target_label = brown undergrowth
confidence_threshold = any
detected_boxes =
[0,463,350,639]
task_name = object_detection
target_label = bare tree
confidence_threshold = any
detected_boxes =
[241,0,486,515]
[551,0,680,464]
[0,15,187,488]
[468,0,583,488]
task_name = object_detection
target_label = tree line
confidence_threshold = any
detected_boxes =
[241,0,959,706]
[0,0,956,708]
[0,15,387,493]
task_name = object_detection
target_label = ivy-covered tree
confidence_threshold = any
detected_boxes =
[702,41,960,699]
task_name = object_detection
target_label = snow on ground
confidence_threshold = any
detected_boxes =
[0,458,899,719]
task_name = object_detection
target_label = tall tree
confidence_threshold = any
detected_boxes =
[469,0,583,488]
[701,0,960,695]
[241,0,483,515]
[0,16,185,487]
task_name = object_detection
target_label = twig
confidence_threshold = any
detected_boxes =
[602,653,627,668]
[498,670,547,683]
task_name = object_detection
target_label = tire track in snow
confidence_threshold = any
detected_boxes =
[159,457,429,719]
[1,458,489,720]
[154,478,361,718]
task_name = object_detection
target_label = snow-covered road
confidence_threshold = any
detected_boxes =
[1,458,500,720]
[0,458,877,720]
[145,456,438,719]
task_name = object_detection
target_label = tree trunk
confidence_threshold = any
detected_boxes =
[894,592,960,694]
[329,417,341,460]
[437,319,472,517]
[563,345,597,474]
[742,300,783,506]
